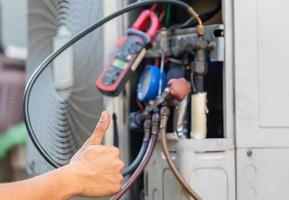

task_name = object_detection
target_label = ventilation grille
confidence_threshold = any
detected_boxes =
[27,0,104,174]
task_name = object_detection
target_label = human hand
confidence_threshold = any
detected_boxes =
[66,111,124,197]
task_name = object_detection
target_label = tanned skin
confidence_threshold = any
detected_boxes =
[0,111,124,200]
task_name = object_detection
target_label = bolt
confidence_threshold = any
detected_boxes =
[247,149,253,157]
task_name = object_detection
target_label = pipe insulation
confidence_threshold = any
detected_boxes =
[191,92,208,139]
[174,96,189,138]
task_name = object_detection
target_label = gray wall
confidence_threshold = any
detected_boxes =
[0,0,27,48]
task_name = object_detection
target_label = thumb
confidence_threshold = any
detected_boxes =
[86,111,110,145]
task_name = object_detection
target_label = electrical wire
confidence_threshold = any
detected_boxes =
[24,0,203,169]
[165,3,172,26]
[158,51,165,96]
[160,106,202,200]
[158,9,166,22]
[112,113,119,147]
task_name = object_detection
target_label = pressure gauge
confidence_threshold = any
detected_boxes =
[137,65,167,102]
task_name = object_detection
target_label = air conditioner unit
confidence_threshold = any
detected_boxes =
[27,0,129,175]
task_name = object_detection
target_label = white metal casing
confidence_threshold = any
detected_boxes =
[145,138,235,200]
[234,0,289,199]
[145,0,289,199]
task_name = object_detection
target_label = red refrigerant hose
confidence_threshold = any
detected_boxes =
[160,106,202,200]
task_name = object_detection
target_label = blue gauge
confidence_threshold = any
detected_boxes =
[137,65,167,102]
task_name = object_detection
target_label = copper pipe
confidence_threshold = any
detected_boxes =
[187,7,202,26]
[111,112,160,200]
[187,8,204,35]
[160,106,202,200]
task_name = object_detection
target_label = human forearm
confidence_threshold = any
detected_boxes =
[0,111,123,199]
[0,165,78,200]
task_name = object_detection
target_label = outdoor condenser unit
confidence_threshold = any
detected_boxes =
[27,0,129,175]
[27,0,289,200]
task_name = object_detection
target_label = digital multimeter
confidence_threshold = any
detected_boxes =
[96,10,160,96]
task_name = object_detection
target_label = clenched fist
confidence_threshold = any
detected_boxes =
[68,111,124,197]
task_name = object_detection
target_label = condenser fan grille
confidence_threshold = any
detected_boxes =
[27,0,104,174]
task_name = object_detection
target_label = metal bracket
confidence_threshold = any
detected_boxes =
[146,24,224,62]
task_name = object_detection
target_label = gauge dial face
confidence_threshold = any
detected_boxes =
[139,69,151,99]
[137,65,166,102]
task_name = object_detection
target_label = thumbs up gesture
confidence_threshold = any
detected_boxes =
[68,111,124,197]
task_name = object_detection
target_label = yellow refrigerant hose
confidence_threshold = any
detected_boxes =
[160,106,202,200]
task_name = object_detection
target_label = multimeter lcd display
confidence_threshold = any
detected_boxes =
[112,59,127,69]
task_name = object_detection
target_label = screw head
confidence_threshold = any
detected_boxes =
[247,149,253,157]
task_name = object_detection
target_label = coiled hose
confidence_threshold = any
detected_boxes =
[160,106,202,200]
[24,0,203,170]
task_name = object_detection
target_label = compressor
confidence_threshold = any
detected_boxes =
[24,1,223,199]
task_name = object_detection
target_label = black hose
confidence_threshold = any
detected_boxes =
[123,115,151,176]
[123,140,149,176]
[23,0,199,168]
[113,135,157,200]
